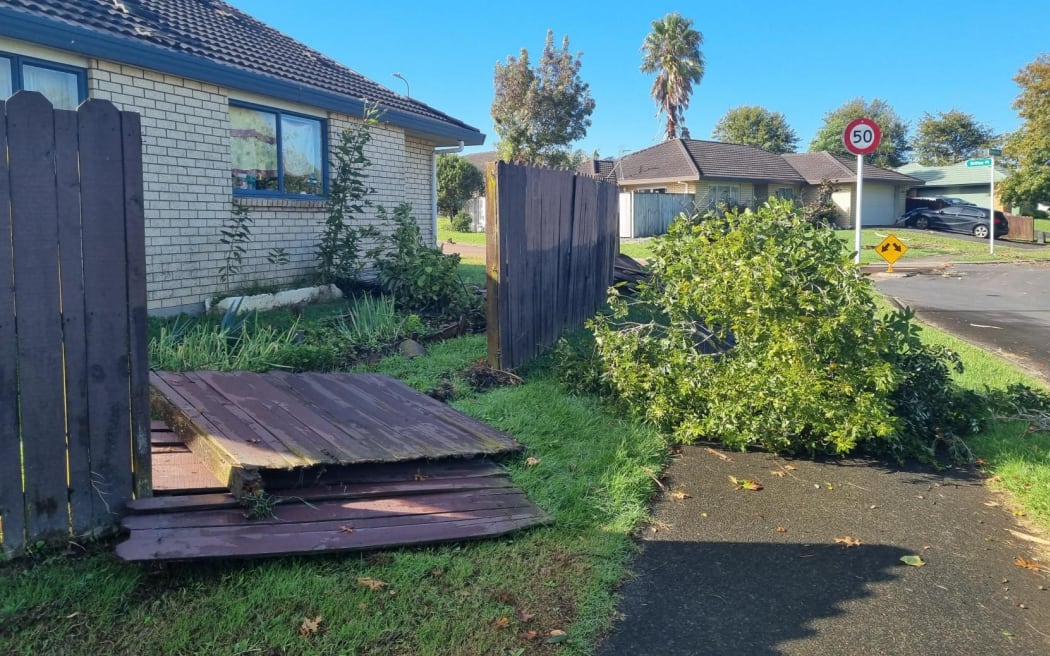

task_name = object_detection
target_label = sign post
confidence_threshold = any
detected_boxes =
[966,154,998,255]
[875,233,908,273]
[843,118,882,264]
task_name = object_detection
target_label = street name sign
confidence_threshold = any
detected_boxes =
[966,158,992,167]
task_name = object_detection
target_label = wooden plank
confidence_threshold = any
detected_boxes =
[79,99,133,524]
[485,161,502,369]
[123,488,535,530]
[7,91,69,539]
[0,99,25,556]
[54,107,93,535]
[116,511,547,561]
[151,449,226,495]
[503,164,529,367]
[121,110,151,500]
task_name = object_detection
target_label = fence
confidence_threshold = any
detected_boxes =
[463,196,486,232]
[0,92,150,557]
[485,162,618,370]
[618,192,695,238]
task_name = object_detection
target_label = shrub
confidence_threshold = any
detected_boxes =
[589,199,978,459]
[451,211,473,232]
[371,203,482,321]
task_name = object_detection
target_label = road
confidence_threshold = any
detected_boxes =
[873,262,1050,383]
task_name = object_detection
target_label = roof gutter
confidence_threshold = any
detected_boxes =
[431,141,465,244]
[0,7,485,146]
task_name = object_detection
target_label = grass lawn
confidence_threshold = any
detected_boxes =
[4,258,1050,654]
[1035,217,1050,234]
[438,216,486,247]
[622,228,1050,265]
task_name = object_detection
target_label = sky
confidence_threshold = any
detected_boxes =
[225,0,1049,161]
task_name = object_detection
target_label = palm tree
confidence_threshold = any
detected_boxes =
[640,13,705,141]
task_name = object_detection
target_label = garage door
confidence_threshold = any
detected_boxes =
[860,184,896,226]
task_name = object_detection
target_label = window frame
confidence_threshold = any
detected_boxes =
[229,99,328,199]
[0,51,87,108]
[709,184,740,204]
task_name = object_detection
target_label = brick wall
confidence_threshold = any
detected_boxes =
[87,60,437,313]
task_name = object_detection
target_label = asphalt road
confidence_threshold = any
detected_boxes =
[873,262,1050,383]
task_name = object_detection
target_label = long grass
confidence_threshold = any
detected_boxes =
[149,315,301,371]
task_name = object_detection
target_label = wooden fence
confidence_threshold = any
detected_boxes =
[0,92,150,557]
[618,191,695,238]
[485,162,618,370]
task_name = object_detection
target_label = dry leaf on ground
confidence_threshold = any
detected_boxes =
[492,616,511,629]
[298,616,323,637]
[516,609,535,623]
[770,470,786,478]
[1014,556,1042,572]
[547,629,568,644]
[522,630,539,640]
[339,525,353,533]
[784,465,797,471]
[525,456,541,467]
[669,490,692,500]
[357,577,388,591]
[729,475,763,491]
[834,535,861,547]
[776,526,787,533]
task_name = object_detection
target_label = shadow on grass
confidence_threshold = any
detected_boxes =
[598,540,909,656]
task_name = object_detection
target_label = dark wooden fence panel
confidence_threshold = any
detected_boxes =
[623,192,695,238]
[0,92,149,557]
[486,162,618,370]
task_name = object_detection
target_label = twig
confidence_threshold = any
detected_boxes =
[704,447,733,462]
[1006,528,1050,547]
[844,481,872,492]
[642,467,666,490]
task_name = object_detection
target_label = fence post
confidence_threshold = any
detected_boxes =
[486,162,502,370]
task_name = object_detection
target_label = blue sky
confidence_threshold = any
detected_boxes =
[226,0,1047,161]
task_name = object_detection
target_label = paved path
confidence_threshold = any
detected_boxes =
[598,447,1050,655]
[874,262,1050,383]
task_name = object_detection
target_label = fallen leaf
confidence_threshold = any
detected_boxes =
[984,501,1001,507]
[776,526,787,533]
[1014,556,1042,573]
[699,512,708,518]
[824,482,835,490]
[525,456,541,467]
[669,490,691,500]
[975,458,986,466]
[430,569,444,578]
[492,589,515,605]
[729,475,763,491]
[339,525,353,533]
[298,615,323,637]
[547,629,568,644]
[522,630,539,640]
[900,555,926,567]
[784,465,797,471]
[516,609,535,623]
[770,470,786,478]
[1013,509,1026,517]
[492,616,511,629]
[834,535,861,548]
[705,447,733,461]
[357,577,388,592]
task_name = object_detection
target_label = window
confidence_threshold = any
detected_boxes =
[230,102,325,197]
[774,187,794,200]
[0,53,86,109]
[709,184,740,205]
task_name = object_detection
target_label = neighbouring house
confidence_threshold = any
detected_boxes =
[576,157,619,183]
[895,161,1008,209]
[0,0,484,314]
[784,152,923,227]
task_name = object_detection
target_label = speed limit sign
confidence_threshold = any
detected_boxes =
[843,118,881,156]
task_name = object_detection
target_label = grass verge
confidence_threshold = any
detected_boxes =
[438,216,486,247]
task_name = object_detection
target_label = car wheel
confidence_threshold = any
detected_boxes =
[915,216,929,229]
[973,224,990,239]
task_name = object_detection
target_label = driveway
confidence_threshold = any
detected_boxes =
[873,262,1050,383]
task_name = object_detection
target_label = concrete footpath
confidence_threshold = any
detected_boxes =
[598,447,1050,655]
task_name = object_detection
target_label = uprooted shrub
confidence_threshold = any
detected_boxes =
[588,199,980,460]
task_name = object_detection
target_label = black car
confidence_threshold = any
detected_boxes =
[896,205,1009,239]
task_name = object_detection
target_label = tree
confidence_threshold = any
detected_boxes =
[436,154,483,218]
[712,105,798,153]
[640,12,705,141]
[491,30,595,167]
[999,55,1050,208]
[910,110,998,165]
[809,98,909,168]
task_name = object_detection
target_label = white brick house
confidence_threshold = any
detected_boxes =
[0,0,484,314]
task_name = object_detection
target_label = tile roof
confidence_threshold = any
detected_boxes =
[783,152,923,185]
[618,139,805,185]
[896,161,1009,186]
[0,0,482,143]
[576,158,619,181]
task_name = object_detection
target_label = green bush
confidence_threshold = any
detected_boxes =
[589,199,978,459]
[451,211,474,232]
[372,203,482,321]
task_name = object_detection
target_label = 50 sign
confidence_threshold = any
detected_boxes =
[843,118,881,156]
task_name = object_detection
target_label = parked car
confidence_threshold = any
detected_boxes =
[896,205,1008,239]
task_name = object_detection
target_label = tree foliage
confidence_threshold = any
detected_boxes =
[640,12,705,141]
[910,110,997,165]
[712,105,798,153]
[587,200,978,460]
[809,98,909,168]
[436,154,484,218]
[1000,55,1050,207]
[491,30,595,167]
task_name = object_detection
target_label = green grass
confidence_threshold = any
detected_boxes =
[438,216,486,247]
[1034,217,1050,234]
[621,228,1050,265]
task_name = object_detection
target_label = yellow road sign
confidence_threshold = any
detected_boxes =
[876,234,907,268]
